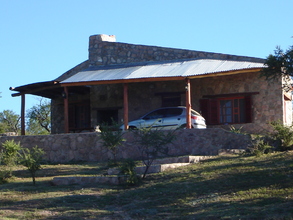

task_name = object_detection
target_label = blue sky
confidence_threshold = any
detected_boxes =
[1,0,292,114]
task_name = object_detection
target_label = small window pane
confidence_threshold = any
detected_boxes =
[239,99,246,122]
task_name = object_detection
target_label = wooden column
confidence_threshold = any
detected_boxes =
[21,94,25,135]
[185,78,191,129]
[63,87,69,133]
[123,83,129,130]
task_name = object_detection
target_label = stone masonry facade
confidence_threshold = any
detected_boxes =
[88,35,264,67]
[52,71,286,134]
[50,34,291,134]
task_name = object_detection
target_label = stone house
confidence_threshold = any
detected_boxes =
[10,34,292,135]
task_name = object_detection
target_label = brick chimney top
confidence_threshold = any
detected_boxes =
[90,34,116,42]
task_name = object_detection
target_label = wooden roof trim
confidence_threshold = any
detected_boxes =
[188,68,262,79]
[10,81,60,97]
[60,68,262,87]
[60,76,185,87]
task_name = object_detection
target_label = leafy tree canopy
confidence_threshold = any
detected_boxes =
[262,45,293,91]
[0,110,20,134]
[26,98,51,135]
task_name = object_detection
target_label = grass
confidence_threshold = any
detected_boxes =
[0,152,292,219]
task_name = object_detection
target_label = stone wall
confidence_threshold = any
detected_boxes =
[0,129,251,164]
[50,34,286,135]
[51,71,284,134]
[193,72,284,134]
[88,34,264,67]
[88,71,283,134]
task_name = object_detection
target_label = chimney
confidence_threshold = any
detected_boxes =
[91,34,116,42]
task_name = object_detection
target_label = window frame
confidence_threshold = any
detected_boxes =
[218,96,245,124]
[200,94,254,125]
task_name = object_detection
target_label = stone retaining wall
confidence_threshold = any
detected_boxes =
[0,129,251,164]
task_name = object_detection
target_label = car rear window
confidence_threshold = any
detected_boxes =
[191,109,201,116]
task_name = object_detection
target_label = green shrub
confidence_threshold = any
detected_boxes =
[20,145,45,185]
[269,121,293,151]
[132,127,177,179]
[0,164,10,184]
[119,159,140,186]
[247,138,273,157]
[0,140,22,177]
[229,125,244,134]
[99,121,125,166]
[1,140,22,166]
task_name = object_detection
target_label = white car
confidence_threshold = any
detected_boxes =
[122,106,206,130]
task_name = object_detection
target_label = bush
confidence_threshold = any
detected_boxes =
[132,126,177,179]
[20,145,45,185]
[119,159,140,186]
[0,140,22,177]
[247,138,273,157]
[1,140,22,166]
[99,121,125,165]
[0,164,10,184]
[269,121,293,151]
[229,125,244,134]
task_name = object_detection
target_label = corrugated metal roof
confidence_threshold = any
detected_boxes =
[61,59,265,84]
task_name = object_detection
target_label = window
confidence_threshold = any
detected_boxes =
[97,109,118,125]
[143,109,166,120]
[162,95,181,107]
[69,101,91,131]
[219,97,246,124]
[200,95,252,125]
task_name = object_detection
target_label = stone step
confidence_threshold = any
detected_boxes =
[51,155,213,186]
[152,155,212,164]
[135,162,190,174]
[108,155,212,175]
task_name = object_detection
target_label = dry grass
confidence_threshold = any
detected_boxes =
[0,152,293,219]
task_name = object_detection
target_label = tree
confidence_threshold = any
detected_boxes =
[99,121,125,165]
[20,145,45,185]
[132,126,177,179]
[26,98,51,135]
[0,110,21,134]
[0,140,22,177]
[261,45,293,92]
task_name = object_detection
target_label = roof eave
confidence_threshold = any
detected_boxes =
[60,67,263,87]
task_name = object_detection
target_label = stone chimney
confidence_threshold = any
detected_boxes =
[88,34,265,67]
[90,34,116,42]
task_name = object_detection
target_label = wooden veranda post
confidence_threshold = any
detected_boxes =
[123,83,129,130]
[63,87,69,133]
[21,94,25,135]
[185,78,191,129]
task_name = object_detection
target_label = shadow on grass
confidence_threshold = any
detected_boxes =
[0,153,292,219]
[13,163,109,178]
